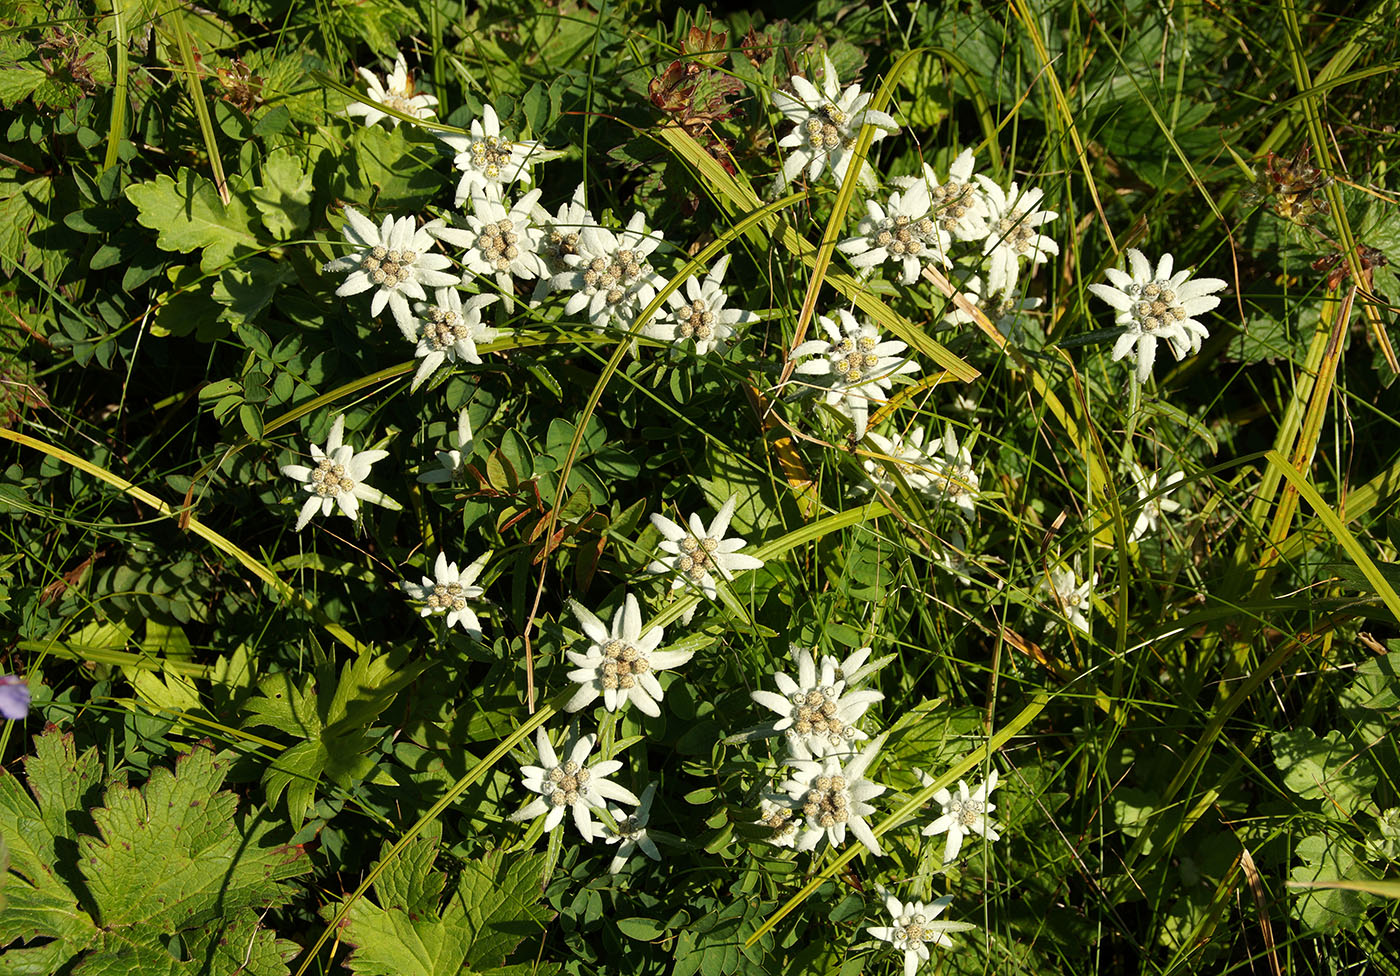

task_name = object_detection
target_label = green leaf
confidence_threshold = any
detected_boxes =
[213,257,296,326]
[0,727,308,974]
[251,149,312,241]
[125,168,262,272]
[1289,834,1381,932]
[329,826,555,976]
[1271,729,1378,812]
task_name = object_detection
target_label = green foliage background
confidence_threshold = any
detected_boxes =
[2,0,1399,973]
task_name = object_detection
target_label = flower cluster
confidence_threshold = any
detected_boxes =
[275,40,1218,974]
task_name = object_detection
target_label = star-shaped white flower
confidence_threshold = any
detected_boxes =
[788,310,920,440]
[406,288,499,392]
[867,892,962,975]
[837,186,950,286]
[401,551,489,638]
[778,736,886,855]
[438,104,562,205]
[756,797,800,848]
[602,782,661,873]
[279,414,400,531]
[322,207,459,334]
[892,149,990,243]
[533,183,599,297]
[431,189,547,312]
[976,178,1059,294]
[509,727,639,841]
[553,213,666,330]
[772,53,898,189]
[921,769,1000,862]
[750,645,883,751]
[1128,465,1185,542]
[344,53,438,128]
[417,408,476,485]
[642,254,757,356]
[1045,563,1096,633]
[1086,248,1226,384]
[860,425,978,517]
[563,594,694,718]
[943,273,1042,344]
[646,494,765,601]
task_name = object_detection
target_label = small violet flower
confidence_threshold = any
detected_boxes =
[0,675,31,720]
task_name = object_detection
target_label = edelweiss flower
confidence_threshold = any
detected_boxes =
[779,737,886,855]
[943,273,1042,343]
[922,769,1000,862]
[789,310,920,440]
[417,408,476,485]
[772,52,898,189]
[867,892,961,975]
[861,424,979,518]
[756,797,800,848]
[280,414,400,531]
[438,104,561,205]
[642,254,757,356]
[563,594,694,717]
[0,674,31,720]
[837,187,950,285]
[1045,564,1095,633]
[406,289,499,392]
[1086,248,1226,384]
[602,782,661,873]
[647,494,764,601]
[401,551,489,638]
[1128,465,1185,542]
[751,645,883,751]
[431,189,546,312]
[509,727,639,841]
[322,207,458,334]
[533,183,598,292]
[976,178,1059,294]
[892,149,990,243]
[344,53,438,128]
[553,213,666,330]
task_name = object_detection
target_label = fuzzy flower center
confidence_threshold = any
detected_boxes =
[802,773,851,829]
[613,813,644,839]
[581,248,647,307]
[477,217,521,273]
[677,298,717,340]
[424,305,471,351]
[894,912,933,948]
[788,686,859,745]
[600,638,651,691]
[829,333,882,383]
[467,135,513,178]
[544,229,580,270]
[361,244,417,287]
[930,180,979,231]
[310,458,355,497]
[382,90,417,114]
[873,213,938,257]
[1126,280,1186,333]
[545,759,591,808]
[760,804,796,836]
[992,208,1036,254]
[804,105,852,152]
[676,534,720,582]
[426,581,470,613]
[948,794,984,829]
